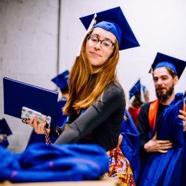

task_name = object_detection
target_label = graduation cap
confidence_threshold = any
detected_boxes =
[3,77,58,124]
[79,6,140,50]
[129,79,141,99]
[51,70,69,91]
[0,118,12,136]
[150,52,186,79]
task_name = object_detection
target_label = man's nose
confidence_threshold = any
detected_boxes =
[156,78,164,85]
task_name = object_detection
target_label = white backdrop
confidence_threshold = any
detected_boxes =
[60,0,186,106]
[0,0,186,151]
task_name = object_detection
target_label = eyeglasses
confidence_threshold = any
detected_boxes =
[87,34,115,50]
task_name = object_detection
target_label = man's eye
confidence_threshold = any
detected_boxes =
[153,78,158,82]
[162,77,168,80]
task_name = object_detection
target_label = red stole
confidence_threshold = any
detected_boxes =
[148,100,159,131]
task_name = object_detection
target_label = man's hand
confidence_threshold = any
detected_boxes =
[144,133,173,153]
[178,109,186,131]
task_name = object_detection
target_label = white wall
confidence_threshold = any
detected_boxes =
[0,0,59,151]
[1,0,186,151]
[60,0,186,104]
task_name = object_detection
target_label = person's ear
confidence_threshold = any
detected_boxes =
[173,76,179,85]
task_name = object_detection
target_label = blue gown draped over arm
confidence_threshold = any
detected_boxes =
[139,94,185,186]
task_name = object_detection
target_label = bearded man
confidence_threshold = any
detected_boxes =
[137,53,186,186]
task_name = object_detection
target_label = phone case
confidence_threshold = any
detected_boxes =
[21,106,51,127]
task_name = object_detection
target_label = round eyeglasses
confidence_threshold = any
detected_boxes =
[87,34,115,50]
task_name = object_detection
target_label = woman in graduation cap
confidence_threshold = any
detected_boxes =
[31,6,139,152]
[30,7,139,184]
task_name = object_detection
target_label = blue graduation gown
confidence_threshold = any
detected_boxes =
[0,139,9,148]
[120,111,141,182]
[139,94,185,186]
[0,143,109,182]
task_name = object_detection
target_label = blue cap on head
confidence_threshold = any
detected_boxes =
[150,53,186,79]
[129,79,141,99]
[79,6,140,50]
[0,118,12,136]
[51,70,69,91]
[93,21,122,45]
[155,62,177,75]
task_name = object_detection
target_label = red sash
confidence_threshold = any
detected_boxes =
[148,100,159,131]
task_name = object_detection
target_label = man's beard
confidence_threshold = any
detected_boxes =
[156,85,174,102]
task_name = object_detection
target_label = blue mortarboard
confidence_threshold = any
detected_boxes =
[150,52,186,79]
[129,79,141,99]
[79,6,140,50]
[0,118,12,136]
[3,77,58,124]
[51,70,69,91]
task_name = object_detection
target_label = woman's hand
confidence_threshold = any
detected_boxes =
[27,117,50,134]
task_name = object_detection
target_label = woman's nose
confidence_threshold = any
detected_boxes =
[94,41,101,49]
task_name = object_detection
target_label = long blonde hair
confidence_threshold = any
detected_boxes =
[63,30,120,115]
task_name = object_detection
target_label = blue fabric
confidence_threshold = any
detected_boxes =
[0,143,109,182]
[51,70,69,91]
[155,62,177,76]
[79,6,140,50]
[139,93,186,186]
[0,118,12,148]
[0,118,12,136]
[0,140,9,148]
[93,21,122,45]
[26,132,45,146]
[181,136,186,184]
[3,77,58,120]
[54,99,68,128]
[151,52,186,79]
[129,79,141,99]
[120,111,141,182]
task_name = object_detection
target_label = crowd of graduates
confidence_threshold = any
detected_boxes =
[1,6,186,186]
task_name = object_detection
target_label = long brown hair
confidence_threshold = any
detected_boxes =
[63,30,120,115]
